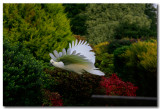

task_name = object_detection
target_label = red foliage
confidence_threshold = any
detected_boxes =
[100,73,138,96]
[42,89,63,106]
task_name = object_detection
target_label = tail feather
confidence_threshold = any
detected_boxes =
[87,69,105,76]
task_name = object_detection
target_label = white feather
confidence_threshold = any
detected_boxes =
[76,53,81,56]
[67,48,71,55]
[62,48,66,56]
[69,40,95,64]
[72,41,74,48]
[59,52,62,57]
[78,40,82,45]
[86,69,105,76]
[71,50,76,55]
[79,55,86,58]
[53,50,59,58]
[49,53,57,61]
[80,40,84,45]
[83,41,87,45]
[75,39,78,46]
[69,43,71,48]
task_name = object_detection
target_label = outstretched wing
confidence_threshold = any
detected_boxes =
[57,54,91,65]
[69,40,95,64]
[49,48,92,65]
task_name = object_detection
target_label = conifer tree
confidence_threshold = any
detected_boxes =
[3,4,74,61]
[3,39,44,106]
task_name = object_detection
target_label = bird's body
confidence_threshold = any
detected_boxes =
[49,40,105,76]
[65,63,92,74]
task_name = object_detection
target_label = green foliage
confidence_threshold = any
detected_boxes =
[95,53,114,76]
[3,39,44,106]
[63,4,88,35]
[115,22,152,39]
[84,4,151,45]
[144,4,157,37]
[94,41,109,54]
[123,40,157,74]
[113,46,130,77]
[114,9,157,39]
[114,40,157,97]
[94,42,114,75]
[3,4,75,62]
[44,68,101,106]
[107,38,133,54]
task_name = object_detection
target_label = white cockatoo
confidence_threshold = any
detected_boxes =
[49,40,105,76]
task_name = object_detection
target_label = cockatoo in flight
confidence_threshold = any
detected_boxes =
[49,40,105,76]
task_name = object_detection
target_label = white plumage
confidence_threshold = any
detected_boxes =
[49,39,105,76]
[69,40,95,64]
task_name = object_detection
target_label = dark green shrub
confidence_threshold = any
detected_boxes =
[114,23,155,39]
[44,68,101,106]
[3,4,74,62]
[108,39,133,54]
[63,4,88,35]
[3,39,44,106]
[114,40,157,97]
[95,53,114,76]
[113,46,130,78]
[93,42,114,76]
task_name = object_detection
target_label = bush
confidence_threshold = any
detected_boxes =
[113,46,130,77]
[114,40,157,97]
[3,4,74,62]
[100,73,138,96]
[95,53,114,76]
[107,38,136,54]
[3,39,44,106]
[44,68,101,106]
[94,41,109,54]
[93,42,114,76]
[42,89,63,106]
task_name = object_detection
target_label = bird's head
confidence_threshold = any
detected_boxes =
[50,59,64,69]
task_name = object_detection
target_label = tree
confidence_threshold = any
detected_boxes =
[84,4,151,45]
[144,4,157,37]
[63,4,88,35]
[3,4,75,62]
[114,40,157,97]
[3,39,44,106]
[114,15,152,39]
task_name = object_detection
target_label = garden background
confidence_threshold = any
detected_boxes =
[3,3,157,106]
